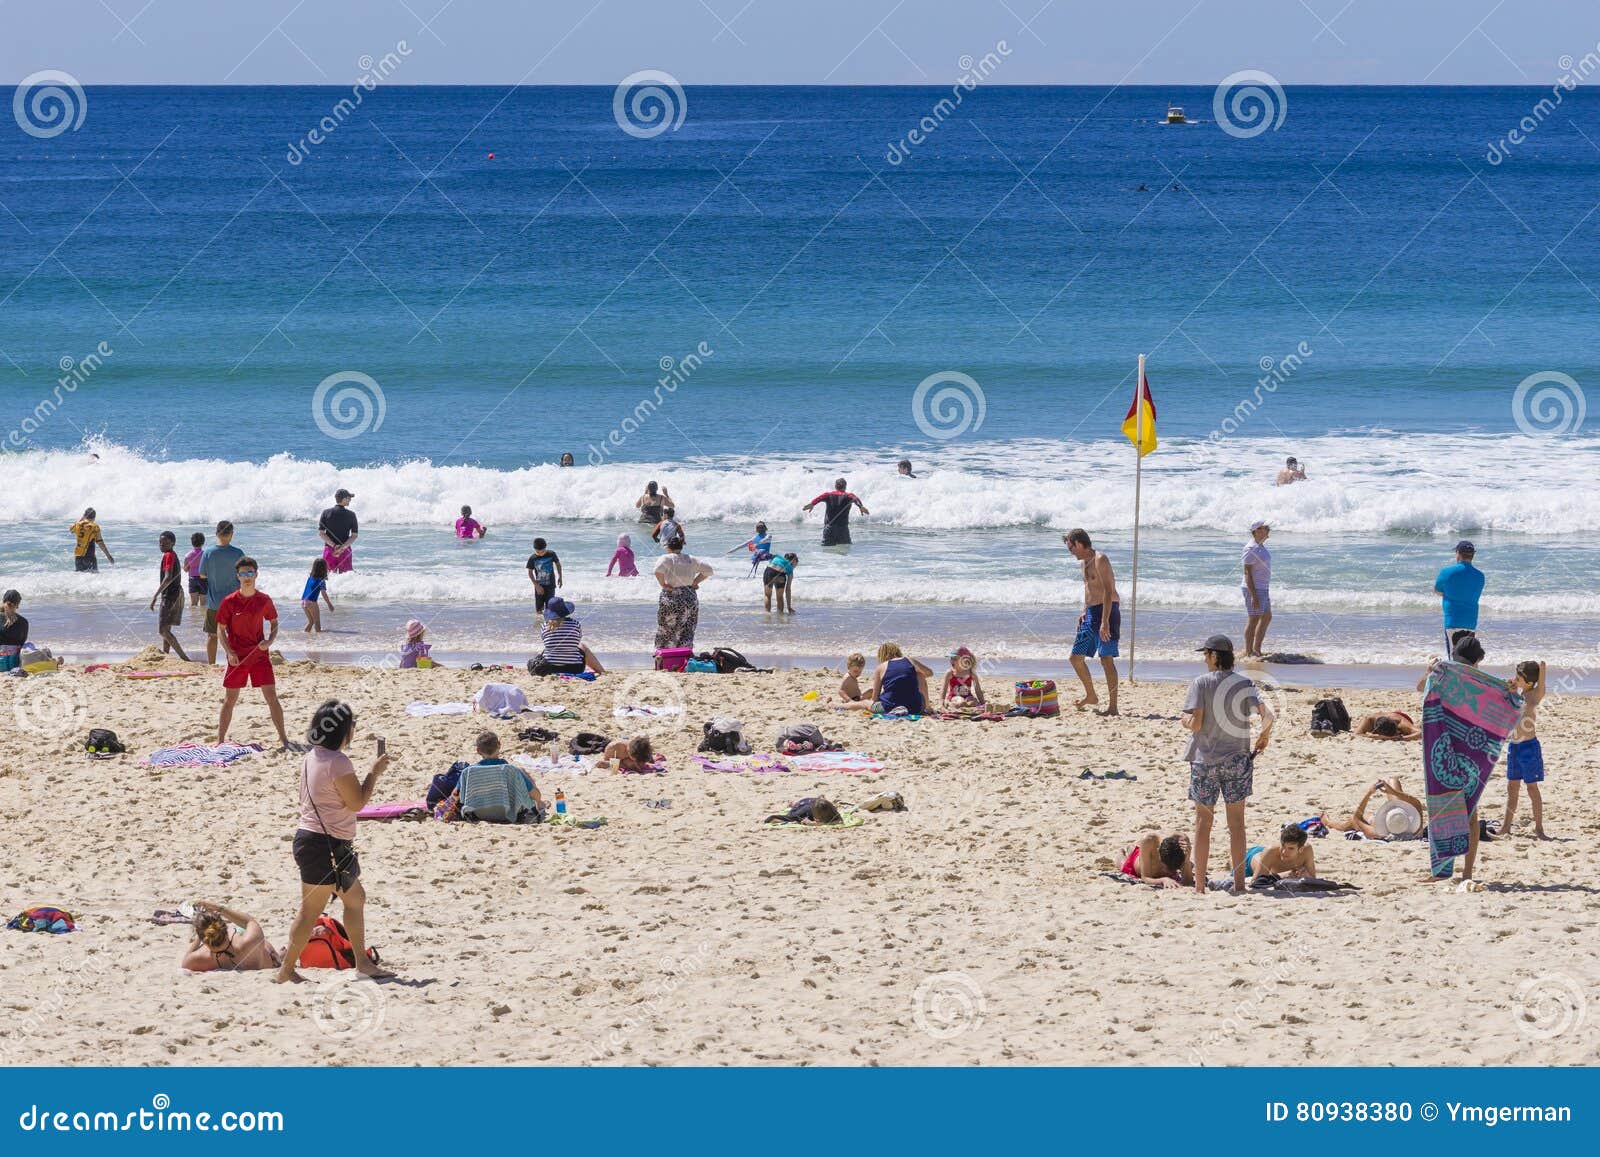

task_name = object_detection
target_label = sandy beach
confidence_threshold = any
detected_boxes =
[2,654,1595,1066]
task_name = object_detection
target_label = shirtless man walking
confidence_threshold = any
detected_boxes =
[1063,528,1121,715]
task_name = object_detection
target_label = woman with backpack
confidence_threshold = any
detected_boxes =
[275,700,393,983]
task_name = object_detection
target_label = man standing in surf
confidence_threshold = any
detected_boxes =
[1242,521,1272,659]
[318,488,359,574]
[803,478,869,547]
[1064,529,1120,715]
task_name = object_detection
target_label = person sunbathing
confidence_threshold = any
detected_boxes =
[1119,832,1194,888]
[1320,777,1425,840]
[764,796,843,825]
[180,902,282,972]
[1233,824,1316,879]
[1353,710,1420,740]
[598,735,655,772]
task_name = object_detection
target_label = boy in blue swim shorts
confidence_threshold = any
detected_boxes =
[1502,660,1547,838]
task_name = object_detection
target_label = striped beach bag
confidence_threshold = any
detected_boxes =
[1011,679,1059,717]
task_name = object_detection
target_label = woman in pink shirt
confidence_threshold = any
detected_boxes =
[275,699,393,983]
[454,504,487,539]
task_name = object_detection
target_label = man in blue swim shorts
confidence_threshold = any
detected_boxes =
[1064,528,1121,715]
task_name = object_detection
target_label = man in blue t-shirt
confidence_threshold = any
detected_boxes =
[199,520,245,665]
[1433,540,1485,657]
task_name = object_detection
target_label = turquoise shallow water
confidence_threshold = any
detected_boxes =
[2,86,1598,673]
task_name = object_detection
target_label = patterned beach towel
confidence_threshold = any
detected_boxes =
[694,753,793,774]
[787,751,885,774]
[1421,661,1521,878]
[145,742,264,768]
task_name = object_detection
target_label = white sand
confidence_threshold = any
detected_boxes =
[1,654,1595,1065]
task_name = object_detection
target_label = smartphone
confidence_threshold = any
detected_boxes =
[376,737,388,757]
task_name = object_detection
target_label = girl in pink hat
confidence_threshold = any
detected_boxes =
[399,618,435,668]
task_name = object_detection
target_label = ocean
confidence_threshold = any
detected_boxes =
[3,85,1598,683]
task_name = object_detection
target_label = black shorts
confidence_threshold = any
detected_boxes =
[763,568,789,589]
[528,656,586,676]
[188,576,207,595]
[74,554,98,572]
[293,829,361,891]
[159,599,183,630]
[534,589,551,613]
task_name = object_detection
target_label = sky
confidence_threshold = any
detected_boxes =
[2,0,1596,85]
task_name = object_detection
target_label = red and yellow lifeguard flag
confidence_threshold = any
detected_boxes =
[1121,370,1157,457]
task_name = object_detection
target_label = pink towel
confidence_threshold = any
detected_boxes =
[358,800,429,821]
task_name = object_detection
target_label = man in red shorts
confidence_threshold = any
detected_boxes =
[215,556,291,749]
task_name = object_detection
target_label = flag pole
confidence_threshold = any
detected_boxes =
[1129,353,1145,684]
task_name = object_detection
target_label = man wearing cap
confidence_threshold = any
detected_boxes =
[1434,541,1484,657]
[1242,521,1272,659]
[1181,634,1274,894]
[319,489,359,574]
[527,597,605,676]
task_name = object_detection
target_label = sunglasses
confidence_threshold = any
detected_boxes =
[236,569,258,578]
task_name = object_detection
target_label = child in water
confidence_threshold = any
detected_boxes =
[454,505,487,539]
[301,558,333,632]
[607,533,639,577]
[184,532,207,608]
[727,522,773,575]
[941,646,985,709]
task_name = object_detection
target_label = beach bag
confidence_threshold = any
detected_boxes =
[85,728,126,755]
[654,647,693,672]
[569,732,609,756]
[426,760,468,808]
[776,722,834,754]
[699,717,750,755]
[1010,680,1059,718]
[1311,697,1351,735]
[710,646,759,674]
[298,915,379,970]
[685,659,718,673]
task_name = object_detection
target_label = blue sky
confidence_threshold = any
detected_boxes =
[4,0,1594,84]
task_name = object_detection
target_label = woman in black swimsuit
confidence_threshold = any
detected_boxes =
[636,480,673,525]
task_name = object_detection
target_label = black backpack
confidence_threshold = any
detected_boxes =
[698,720,745,755]
[569,732,609,756]
[85,728,126,754]
[708,647,761,674]
[1311,697,1351,734]
[427,761,468,808]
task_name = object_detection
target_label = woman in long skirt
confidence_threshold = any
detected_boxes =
[653,535,712,650]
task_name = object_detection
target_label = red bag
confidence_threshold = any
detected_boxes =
[298,915,357,969]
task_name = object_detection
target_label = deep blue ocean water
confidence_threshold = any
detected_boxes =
[3,86,1598,670]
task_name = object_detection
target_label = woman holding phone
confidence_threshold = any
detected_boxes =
[275,699,393,983]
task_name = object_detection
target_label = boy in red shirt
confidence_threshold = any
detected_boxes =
[148,530,191,662]
[215,556,290,749]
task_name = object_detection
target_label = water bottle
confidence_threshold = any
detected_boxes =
[554,788,567,816]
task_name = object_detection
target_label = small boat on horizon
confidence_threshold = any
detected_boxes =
[1163,103,1191,125]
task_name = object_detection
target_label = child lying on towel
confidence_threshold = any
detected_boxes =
[597,735,658,773]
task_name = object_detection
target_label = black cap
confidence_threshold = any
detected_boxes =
[1197,634,1235,653]
[1454,540,1475,555]
[334,488,355,501]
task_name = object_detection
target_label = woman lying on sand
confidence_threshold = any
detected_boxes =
[180,902,282,972]
[1321,777,1425,840]
[1119,832,1194,888]
[1353,710,1421,740]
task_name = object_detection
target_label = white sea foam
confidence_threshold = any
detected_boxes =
[7,433,1599,536]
